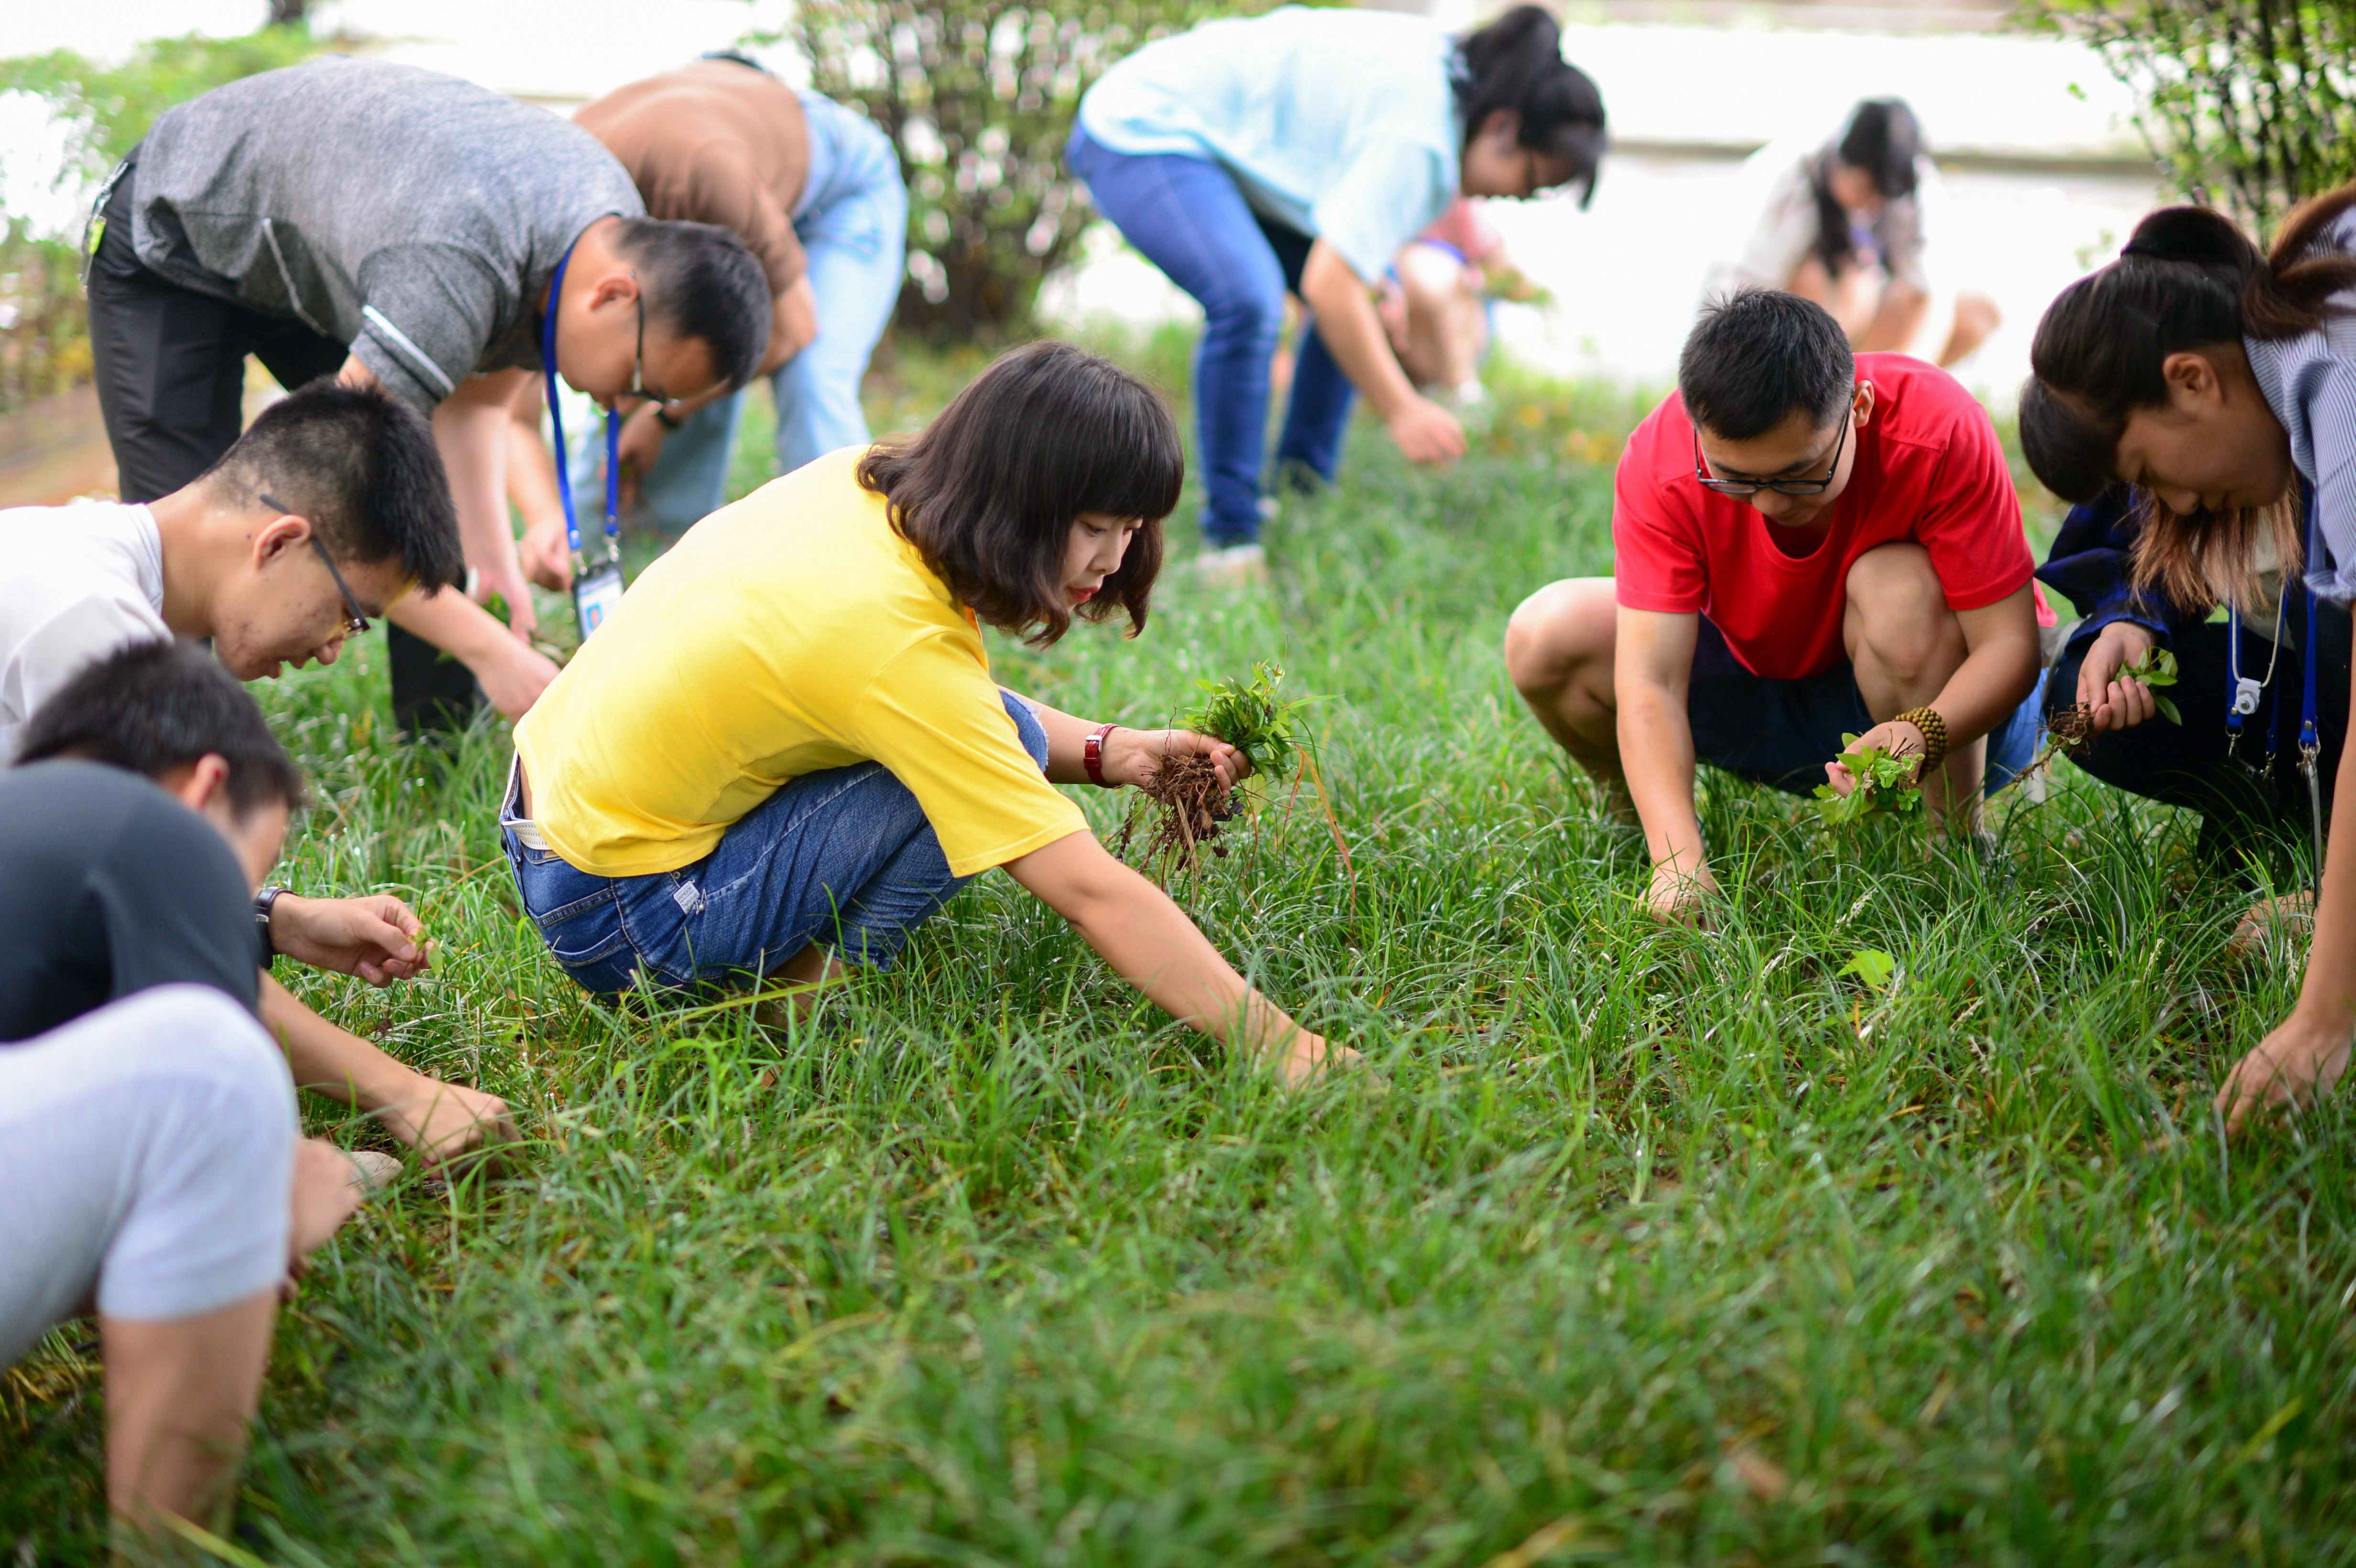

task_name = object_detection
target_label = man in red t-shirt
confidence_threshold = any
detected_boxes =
[1504,290,2047,923]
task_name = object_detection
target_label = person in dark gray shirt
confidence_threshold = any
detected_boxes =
[85,56,774,733]
[0,643,389,1541]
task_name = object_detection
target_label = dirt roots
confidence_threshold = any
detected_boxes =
[1115,753,1237,874]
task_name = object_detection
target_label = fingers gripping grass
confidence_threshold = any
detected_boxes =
[6,349,2356,1563]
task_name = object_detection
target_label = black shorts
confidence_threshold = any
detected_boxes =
[1686,615,2043,797]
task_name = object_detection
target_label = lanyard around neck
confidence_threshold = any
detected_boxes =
[539,238,622,561]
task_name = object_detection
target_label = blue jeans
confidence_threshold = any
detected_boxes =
[1685,615,2045,797]
[594,92,910,532]
[506,692,1050,995]
[1068,129,1354,547]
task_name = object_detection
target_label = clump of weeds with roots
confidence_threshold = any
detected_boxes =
[1118,663,1342,878]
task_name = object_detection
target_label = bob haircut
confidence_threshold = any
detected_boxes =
[2022,182,2356,610]
[857,341,1181,646]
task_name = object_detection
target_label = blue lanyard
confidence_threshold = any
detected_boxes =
[2301,483,2322,755]
[539,239,621,560]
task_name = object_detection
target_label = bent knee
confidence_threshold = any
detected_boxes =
[1845,546,1961,670]
[1505,578,1615,695]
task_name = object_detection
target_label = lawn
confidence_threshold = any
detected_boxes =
[5,327,2354,1565]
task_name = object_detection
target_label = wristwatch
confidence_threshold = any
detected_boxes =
[254,886,288,963]
[1083,724,1119,787]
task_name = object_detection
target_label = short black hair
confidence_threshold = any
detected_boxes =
[619,217,774,393]
[199,379,463,592]
[857,340,1180,647]
[1679,289,1856,441]
[16,641,306,817]
[1836,99,1923,201]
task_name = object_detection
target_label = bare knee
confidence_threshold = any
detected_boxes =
[1505,578,1617,703]
[1397,244,1468,311]
[1844,545,1962,686]
[1944,291,2002,364]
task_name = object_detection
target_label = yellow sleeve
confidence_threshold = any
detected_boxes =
[854,633,1089,877]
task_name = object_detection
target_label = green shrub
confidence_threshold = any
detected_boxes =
[777,0,1277,345]
[2021,0,2356,239]
[0,26,318,414]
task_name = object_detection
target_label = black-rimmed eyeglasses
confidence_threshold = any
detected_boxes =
[627,272,683,409]
[262,492,370,636]
[1691,403,1852,497]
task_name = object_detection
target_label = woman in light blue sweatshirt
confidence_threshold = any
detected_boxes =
[1068,5,1605,574]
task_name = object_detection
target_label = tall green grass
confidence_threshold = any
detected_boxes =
[5,335,2352,1564]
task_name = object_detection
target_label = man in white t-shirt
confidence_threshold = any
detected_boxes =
[1,380,512,1167]
[1704,99,1999,370]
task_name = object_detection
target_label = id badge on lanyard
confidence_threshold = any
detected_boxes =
[541,240,627,641]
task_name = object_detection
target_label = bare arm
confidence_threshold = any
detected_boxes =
[258,975,514,1165]
[382,590,557,719]
[1927,584,2042,743]
[1613,606,1711,920]
[1299,240,1465,465]
[433,368,536,639]
[1000,691,1253,796]
[1002,831,1338,1082]
[2217,670,2356,1129]
[1853,279,1932,354]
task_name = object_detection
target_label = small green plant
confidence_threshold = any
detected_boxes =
[1120,664,1314,873]
[1813,735,1927,826]
[1180,662,1308,780]
[2119,646,2182,724]
[1838,947,1898,991]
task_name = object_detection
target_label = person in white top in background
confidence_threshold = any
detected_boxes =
[1708,98,2000,370]
[0,379,513,1168]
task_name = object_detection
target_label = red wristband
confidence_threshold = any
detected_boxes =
[1083,723,1117,787]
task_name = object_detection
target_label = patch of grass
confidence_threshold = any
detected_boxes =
[5,338,2355,1564]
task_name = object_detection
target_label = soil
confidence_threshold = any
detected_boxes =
[1115,752,1237,874]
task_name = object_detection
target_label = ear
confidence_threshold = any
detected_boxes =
[589,269,641,310]
[159,754,234,814]
[2161,349,2222,409]
[251,508,313,570]
[1851,378,1878,432]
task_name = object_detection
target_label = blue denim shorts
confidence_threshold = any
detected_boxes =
[1686,615,2044,797]
[506,691,1052,996]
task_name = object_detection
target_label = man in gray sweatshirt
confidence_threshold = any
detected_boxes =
[85,56,774,732]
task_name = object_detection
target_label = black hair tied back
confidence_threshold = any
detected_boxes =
[1456,4,1609,208]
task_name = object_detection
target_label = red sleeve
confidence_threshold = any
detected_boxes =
[1612,404,1709,613]
[1914,397,2035,612]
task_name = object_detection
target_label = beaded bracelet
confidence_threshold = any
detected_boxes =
[1894,706,1949,776]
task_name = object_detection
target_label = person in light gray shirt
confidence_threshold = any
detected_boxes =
[85,56,774,733]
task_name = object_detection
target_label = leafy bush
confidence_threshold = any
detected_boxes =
[0,26,318,414]
[780,0,1276,345]
[2021,0,2356,239]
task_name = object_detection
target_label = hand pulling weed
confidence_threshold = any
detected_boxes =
[2018,647,2183,789]
[1119,663,1309,874]
[1814,735,1927,827]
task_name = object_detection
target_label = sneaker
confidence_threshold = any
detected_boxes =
[1192,542,1267,588]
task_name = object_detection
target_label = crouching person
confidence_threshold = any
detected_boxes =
[503,343,1345,1080]
[0,644,378,1540]
[1504,289,2048,923]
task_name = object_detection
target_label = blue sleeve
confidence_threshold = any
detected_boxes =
[2034,491,2186,651]
[1309,137,1454,283]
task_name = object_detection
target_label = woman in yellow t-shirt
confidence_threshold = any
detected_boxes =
[502,341,1345,1082]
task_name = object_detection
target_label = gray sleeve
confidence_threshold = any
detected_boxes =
[350,244,516,411]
